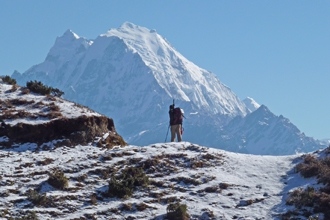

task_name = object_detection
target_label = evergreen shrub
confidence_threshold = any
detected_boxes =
[26,80,64,97]
[1,75,17,85]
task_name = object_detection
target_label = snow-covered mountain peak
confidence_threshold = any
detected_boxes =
[35,29,93,75]
[63,29,80,40]
[101,22,164,58]
[243,97,261,112]
[119,21,142,30]
[98,22,248,116]
[254,104,272,116]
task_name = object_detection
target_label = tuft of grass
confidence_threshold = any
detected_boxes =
[13,211,39,220]
[37,158,54,166]
[10,84,18,92]
[20,87,30,95]
[204,185,219,193]
[90,194,98,205]
[219,182,230,189]
[120,203,133,211]
[170,176,202,186]
[136,202,151,211]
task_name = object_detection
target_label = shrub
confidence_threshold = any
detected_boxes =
[37,158,54,166]
[10,84,18,92]
[166,202,189,220]
[1,75,17,85]
[204,185,219,193]
[286,186,317,208]
[51,88,64,97]
[20,87,30,95]
[27,80,52,95]
[47,169,68,190]
[106,166,149,199]
[90,194,98,205]
[26,80,64,97]
[317,166,330,185]
[46,111,62,119]
[120,203,133,211]
[48,102,60,111]
[295,155,321,178]
[136,202,150,211]
[170,176,201,186]
[313,192,330,218]
[289,154,330,219]
[26,189,47,206]
[219,182,230,189]
[14,211,39,220]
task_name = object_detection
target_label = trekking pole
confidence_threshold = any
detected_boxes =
[165,124,170,142]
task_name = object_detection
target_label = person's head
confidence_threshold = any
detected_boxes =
[169,104,174,110]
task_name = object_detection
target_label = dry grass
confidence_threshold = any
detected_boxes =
[20,87,30,95]
[37,158,54,166]
[170,176,202,186]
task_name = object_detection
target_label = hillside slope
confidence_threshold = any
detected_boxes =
[0,140,314,220]
[0,79,125,148]
[1,78,328,219]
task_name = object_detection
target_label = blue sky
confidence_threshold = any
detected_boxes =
[1,1,329,139]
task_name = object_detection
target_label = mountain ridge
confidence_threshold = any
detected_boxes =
[12,22,325,155]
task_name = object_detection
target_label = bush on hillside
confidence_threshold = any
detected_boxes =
[26,80,64,97]
[47,169,68,190]
[51,88,64,97]
[14,211,39,220]
[295,154,321,178]
[1,75,17,85]
[106,166,149,199]
[26,81,52,95]
[286,186,317,208]
[166,202,189,220]
[284,153,330,219]
[26,189,48,206]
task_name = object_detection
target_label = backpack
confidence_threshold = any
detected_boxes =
[170,107,183,125]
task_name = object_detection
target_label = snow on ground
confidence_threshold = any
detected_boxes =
[0,82,100,126]
[0,141,313,219]
[0,80,321,219]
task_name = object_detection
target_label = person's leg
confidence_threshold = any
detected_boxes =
[170,125,176,142]
[177,124,182,142]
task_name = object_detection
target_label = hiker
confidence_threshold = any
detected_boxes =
[169,104,184,142]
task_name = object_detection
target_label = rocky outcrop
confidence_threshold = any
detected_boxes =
[0,115,126,148]
[0,79,126,149]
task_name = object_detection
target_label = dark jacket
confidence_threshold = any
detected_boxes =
[169,107,182,126]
